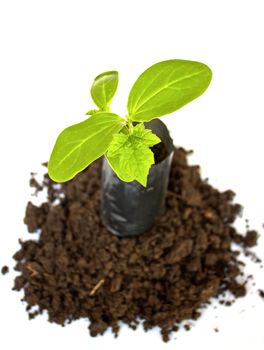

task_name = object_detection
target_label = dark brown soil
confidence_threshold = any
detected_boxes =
[243,230,258,247]
[1,266,9,275]
[258,289,264,299]
[12,147,259,342]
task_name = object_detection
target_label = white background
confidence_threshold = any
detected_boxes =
[0,0,264,349]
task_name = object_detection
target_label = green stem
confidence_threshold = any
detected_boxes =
[127,119,134,134]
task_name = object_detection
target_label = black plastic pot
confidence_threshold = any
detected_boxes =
[101,119,174,237]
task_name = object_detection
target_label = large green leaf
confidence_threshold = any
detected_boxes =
[106,123,161,186]
[48,112,125,182]
[91,71,118,111]
[127,59,212,122]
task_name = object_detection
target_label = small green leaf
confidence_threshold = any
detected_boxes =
[85,109,99,115]
[48,112,125,182]
[106,123,161,186]
[127,59,212,122]
[91,71,118,111]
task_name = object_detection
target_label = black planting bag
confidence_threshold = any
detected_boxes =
[101,119,174,237]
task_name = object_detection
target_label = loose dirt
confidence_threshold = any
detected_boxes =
[11,147,259,341]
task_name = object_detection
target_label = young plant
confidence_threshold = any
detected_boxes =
[48,60,212,186]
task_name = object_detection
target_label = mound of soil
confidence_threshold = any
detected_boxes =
[12,147,258,341]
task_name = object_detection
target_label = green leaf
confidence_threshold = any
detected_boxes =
[91,71,118,111]
[127,59,212,122]
[48,112,125,182]
[106,123,161,186]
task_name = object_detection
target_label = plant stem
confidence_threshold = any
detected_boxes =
[127,118,134,134]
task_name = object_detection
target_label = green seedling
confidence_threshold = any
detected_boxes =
[48,59,212,186]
